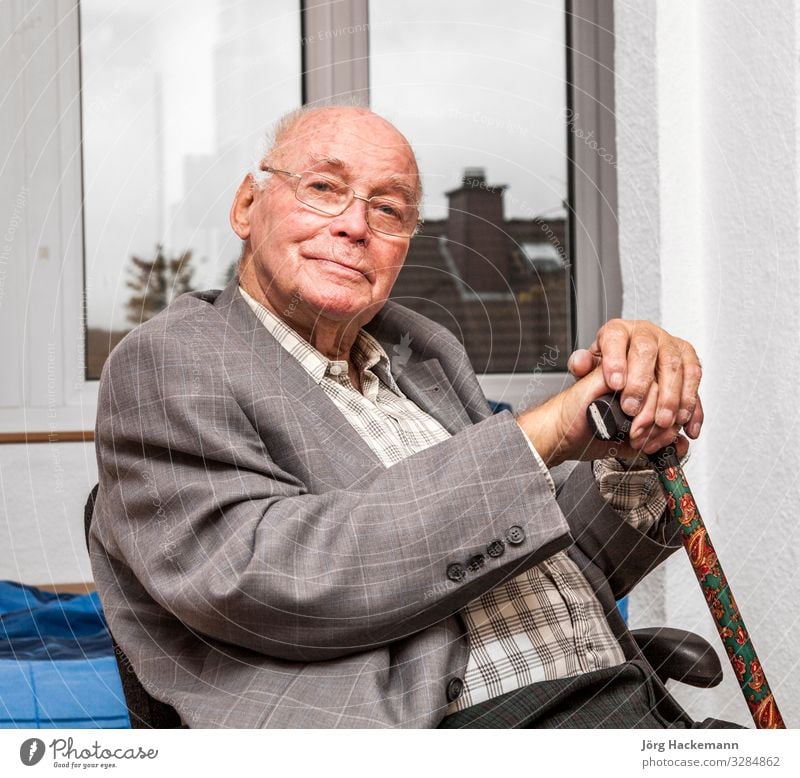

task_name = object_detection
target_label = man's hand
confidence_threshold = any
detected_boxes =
[516,364,690,468]
[567,319,703,455]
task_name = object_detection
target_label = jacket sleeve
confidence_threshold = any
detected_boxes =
[91,328,573,661]
[551,460,683,599]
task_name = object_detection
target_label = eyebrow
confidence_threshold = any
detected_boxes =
[306,154,418,205]
[307,155,347,171]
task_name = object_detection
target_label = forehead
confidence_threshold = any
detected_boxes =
[279,112,418,185]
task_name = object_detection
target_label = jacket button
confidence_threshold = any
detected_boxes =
[446,562,466,582]
[487,539,505,558]
[467,554,485,572]
[506,525,526,545]
[446,677,464,702]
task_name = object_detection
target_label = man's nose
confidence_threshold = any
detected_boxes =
[328,197,370,242]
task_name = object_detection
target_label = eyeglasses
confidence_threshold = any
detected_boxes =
[261,166,421,238]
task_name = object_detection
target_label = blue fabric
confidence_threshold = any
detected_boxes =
[0,581,129,728]
[488,399,513,415]
[0,657,129,728]
[0,581,113,660]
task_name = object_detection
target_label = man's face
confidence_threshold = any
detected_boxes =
[231,109,418,334]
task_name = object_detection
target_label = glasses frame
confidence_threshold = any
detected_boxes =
[261,166,422,238]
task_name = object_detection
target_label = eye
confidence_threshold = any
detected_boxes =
[306,177,336,193]
[372,200,403,219]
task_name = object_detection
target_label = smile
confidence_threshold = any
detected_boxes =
[310,257,368,278]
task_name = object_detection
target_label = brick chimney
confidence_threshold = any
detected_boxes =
[446,168,510,293]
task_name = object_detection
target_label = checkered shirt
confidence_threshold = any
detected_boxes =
[240,287,668,712]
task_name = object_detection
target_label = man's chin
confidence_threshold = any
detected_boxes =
[306,292,379,326]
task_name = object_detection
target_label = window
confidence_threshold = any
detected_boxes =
[370,0,571,376]
[303,0,622,409]
[0,0,617,433]
[81,0,301,378]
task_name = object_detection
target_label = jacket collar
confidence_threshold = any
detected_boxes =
[207,277,474,447]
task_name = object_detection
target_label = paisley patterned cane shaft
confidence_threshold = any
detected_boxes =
[655,459,785,729]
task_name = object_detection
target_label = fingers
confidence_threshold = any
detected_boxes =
[593,320,631,393]
[652,335,685,428]
[628,381,684,454]
[567,348,598,379]
[593,320,704,440]
[676,342,703,434]
[653,337,703,437]
[619,323,660,418]
[642,423,684,455]
[686,394,704,439]
[672,434,690,459]
[629,381,658,442]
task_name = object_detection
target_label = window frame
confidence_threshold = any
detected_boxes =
[481,0,622,411]
[0,0,96,436]
[1,0,619,434]
[303,0,621,411]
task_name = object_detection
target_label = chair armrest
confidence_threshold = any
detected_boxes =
[631,627,723,688]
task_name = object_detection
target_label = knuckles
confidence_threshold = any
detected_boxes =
[629,339,659,363]
[684,364,703,384]
[660,354,683,374]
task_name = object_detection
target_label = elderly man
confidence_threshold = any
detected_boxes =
[90,105,722,729]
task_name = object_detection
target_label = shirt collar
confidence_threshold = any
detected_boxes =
[238,286,399,392]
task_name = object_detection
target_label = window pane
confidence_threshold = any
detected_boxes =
[81,0,301,379]
[370,0,570,374]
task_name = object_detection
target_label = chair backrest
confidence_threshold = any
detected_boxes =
[84,484,183,728]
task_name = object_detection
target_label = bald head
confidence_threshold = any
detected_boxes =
[256,105,422,203]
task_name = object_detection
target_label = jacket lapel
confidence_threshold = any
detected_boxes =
[209,280,382,469]
[392,360,474,435]
[209,279,475,453]
[364,301,476,434]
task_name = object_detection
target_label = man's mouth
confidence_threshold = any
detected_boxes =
[308,256,370,279]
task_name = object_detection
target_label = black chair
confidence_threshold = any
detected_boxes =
[84,485,182,729]
[84,485,722,728]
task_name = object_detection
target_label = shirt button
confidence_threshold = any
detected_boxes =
[446,563,466,583]
[446,677,464,702]
[467,554,485,572]
[486,539,505,558]
[506,525,526,545]
[328,364,343,376]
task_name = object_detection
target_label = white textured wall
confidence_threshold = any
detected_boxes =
[0,443,97,584]
[616,0,800,727]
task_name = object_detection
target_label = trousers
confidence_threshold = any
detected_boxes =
[437,661,744,729]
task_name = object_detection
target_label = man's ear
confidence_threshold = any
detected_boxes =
[230,174,256,239]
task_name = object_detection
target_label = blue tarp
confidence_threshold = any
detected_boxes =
[0,581,129,728]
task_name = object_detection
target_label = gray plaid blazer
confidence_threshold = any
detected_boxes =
[89,278,683,728]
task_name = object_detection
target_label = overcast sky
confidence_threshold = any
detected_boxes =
[82,0,565,330]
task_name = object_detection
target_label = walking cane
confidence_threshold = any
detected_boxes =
[587,393,786,729]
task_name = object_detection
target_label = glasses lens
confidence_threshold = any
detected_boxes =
[296,173,350,215]
[294,172,418,236]
[368,198,418,237]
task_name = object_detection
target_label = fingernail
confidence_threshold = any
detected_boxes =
[690,422,701,437]
[656,409,674,427]
[610,372,624,390]
[621,397,640,415]
[677,409,692,425]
